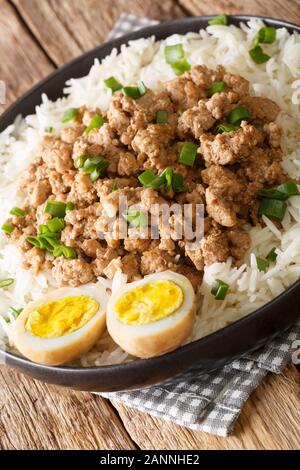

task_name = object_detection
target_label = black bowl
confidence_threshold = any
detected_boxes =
[1,15,299,392]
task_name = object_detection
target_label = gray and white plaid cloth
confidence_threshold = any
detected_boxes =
[101,14,300,437]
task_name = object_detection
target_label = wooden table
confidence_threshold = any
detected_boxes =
[0,0,299,450]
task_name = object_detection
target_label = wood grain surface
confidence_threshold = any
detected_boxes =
[0,0,299,450]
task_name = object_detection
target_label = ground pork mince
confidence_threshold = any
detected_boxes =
[3,65,286,290]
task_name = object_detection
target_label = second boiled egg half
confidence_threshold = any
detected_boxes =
[107,271,196,358]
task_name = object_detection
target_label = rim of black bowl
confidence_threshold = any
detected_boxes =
[1,14,300,376]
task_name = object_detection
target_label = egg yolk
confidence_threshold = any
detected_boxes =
[115,280,183,325]
[25,296,99,339]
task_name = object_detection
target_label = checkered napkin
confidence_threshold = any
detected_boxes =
[101,14,300,437]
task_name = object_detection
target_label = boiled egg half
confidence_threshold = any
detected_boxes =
[12,283,109,365]
[107,271,196,358]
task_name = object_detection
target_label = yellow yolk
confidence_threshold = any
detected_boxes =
[115,280,183,325]
[25,296,99,339]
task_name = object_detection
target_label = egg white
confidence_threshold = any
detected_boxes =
[12,283,109,366]
[107,270,196,358]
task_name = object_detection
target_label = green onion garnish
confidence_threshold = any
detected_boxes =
[228,106,253,125]
[253,27,277,46]
[66,202,75,212]
[1,224,14,234]
[208,14,228,26]
[53,246,64,258]
[104,76,123,92]
[85,114,104,133]
[207,81,227,97]
[249,45,271,64]
[258,182,299,201]
[44,126,53,133]
[256,257,269,272]
[38,225,59,238]
[267,247,278,262]
[0,278,14,288]
[138,167,187,193]
[160,167,173,191]
[47,217,65,233]
[178,142,198,167]
[74,155,86,169]
[44,201,67,218]
[122,81,147,100]
[81,155,109,181]
[9,306,23,318]
[26,236,42,248]
[259,198,287,221]
[122,209,148,228]
[156,110,168,124]
[215,123,236,133]
[62,246,77,259]
[211,279,229,300]
[52,245,77,259]
[172,172,188,193]
[138,170,163,189]
[164,44,191,76]
[61,108,78,124]
[10,207,25,217]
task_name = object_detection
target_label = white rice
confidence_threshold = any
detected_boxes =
[1,19,300,366]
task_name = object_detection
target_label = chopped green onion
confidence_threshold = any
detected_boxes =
[267,247,278,262]
[258,182,299,201]
[259,198,287,221]
[253,27,277,46]
[138,170,163,190]
[10,207,25,217]
[160,167,173,191]
[122,209,148,228]
[208,14,228,26]
[9,306,23,318]
[249,45,271,64]
[228,106,253,125]
[38,225,59,238]
[44,126,53,133]
[61,108,78,123]
[26,236,41,248]
[156,110,168,124]
[104,76,123,92]
[85,114,104,133]
[90,167,102,182]
[40,236,60,250]
[172,172,188,193]
[0,278,14,288]
[66,202,75,212]
[122,81,147,100]
[111,182,118,192]
[164,44,191,76]
[256,257,269,272]
[215,123,236,133]
[82,156,103,173]
[211,279,229,300]
[53,246,64,258]
[1,224,14,234]
[207,81,226,97]
[74,155,86,169]
[178,142,198,167]
[44,201,66,218]
[47,217,65,233]
[177,109,183,116]
[62,246,77,259]
[81,155,109,181]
